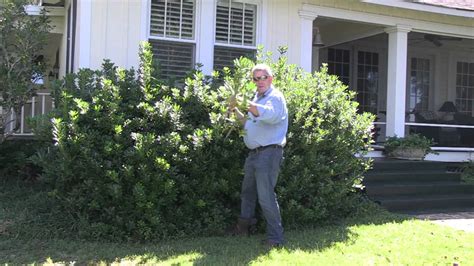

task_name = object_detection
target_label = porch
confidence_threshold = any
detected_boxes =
[301,4,474,161]
[1,92,54,138]
[1,0,63,138]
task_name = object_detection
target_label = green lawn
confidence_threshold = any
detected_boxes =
[1,179,473,265]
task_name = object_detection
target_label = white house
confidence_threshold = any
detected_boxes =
[4,0,474,161]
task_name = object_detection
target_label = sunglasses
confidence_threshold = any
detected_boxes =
[252,75,268,82]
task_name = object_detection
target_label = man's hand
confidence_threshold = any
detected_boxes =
[248,102,259,117]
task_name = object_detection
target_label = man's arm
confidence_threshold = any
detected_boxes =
[252,96,287,124]
[248,102,259,117]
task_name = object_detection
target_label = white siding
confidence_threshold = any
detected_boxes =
[83,0,144,70]
[71,0,472,73]
[261,0,303,65]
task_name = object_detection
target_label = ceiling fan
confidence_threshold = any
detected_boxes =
[423,34,463,47]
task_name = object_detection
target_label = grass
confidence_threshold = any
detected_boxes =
[1,178,473,265]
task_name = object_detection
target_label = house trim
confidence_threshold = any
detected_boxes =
[298,11,317,72]
[259,0,267,49]
[197,0,214,74]
[77,0,91,70]
[140,0,149,43]
[301,4,474,39]
[361,0,474,18]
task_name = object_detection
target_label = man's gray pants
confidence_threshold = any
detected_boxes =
[240,146,284,244]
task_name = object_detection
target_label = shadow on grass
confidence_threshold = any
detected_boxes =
[0,178,408,265]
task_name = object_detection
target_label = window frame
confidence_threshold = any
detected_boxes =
[447,52,474,117]
[147,0,198,80]
[145,0,262,75]
[356,50,380,115]
[455,61,474,116]
[212,0,261,70]
[213,0,260,50]
[407,56,432,113]
[148,0,197,43]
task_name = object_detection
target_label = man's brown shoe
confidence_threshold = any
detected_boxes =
[261,239,283,249]
[226,218,256,236]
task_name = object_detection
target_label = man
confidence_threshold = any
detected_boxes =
[230,63,288,248]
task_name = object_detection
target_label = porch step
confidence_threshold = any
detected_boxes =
[374,194,474,212]
[363,159,473,213]
[364,171,461,184]
[366,183,474,197]
[371,159,453,172]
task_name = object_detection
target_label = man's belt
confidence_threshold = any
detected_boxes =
[249,144,282,153]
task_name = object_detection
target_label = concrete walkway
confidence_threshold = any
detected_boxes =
[412,210,474,233]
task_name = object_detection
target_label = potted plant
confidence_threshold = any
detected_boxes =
[384,134,435,160]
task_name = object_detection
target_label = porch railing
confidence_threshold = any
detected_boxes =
[371,120,474,148]
[1,92,54,137]
[406,122,474,149]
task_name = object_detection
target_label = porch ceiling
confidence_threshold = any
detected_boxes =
[315,18,474,50]
[303,4,474,39]
[408,32,474,50]
[315,19,383,47]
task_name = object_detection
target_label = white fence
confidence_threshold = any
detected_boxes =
[1,92,54,136]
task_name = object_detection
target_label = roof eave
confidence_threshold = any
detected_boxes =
[361,0,474,18]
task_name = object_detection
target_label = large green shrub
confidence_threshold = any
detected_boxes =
[34,43,374,241]
[265,48,374,224]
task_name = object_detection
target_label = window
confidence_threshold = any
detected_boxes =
[149,0,196,80]
[149,39,195,80]
[408,57,430,113]
[455,62,474,115]
[327,48,350,86]
[214,0,257,70]
[213,46,255,71]
[326,48,380,115]
[356,51,379,114]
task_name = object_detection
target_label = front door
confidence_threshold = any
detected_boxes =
[326,47,384,142]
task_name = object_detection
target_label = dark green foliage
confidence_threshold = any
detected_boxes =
[461,160,474,184]
[34,43,246,240]
[260,48,374,225]
[0,139,42,179]
[34,43,374,241]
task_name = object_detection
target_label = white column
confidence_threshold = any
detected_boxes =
[385,25,411,137]
[196,0,215,75]
[298,11,317,73]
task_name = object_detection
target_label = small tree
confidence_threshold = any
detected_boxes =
[0,0,52,142]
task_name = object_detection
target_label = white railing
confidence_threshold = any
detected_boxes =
[405,122,474,129]
[405,122,474,149]
[1,92,54,136]
[371,120,474,149]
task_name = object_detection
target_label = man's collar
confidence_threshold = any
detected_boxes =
[257,86,273,98]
